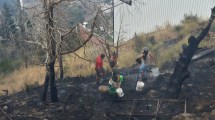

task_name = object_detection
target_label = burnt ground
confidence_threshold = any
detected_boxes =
[1,48,215,120]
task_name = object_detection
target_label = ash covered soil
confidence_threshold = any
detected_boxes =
[1,49,215,120]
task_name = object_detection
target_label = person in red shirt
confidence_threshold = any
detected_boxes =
[95,53,105,83]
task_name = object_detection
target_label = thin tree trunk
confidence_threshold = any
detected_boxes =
[167,7,215,98]
[42,70,49,101]
[48,5,58,102]
[42,0,58,102]
[49,61,58,102]
[59,55,64,80]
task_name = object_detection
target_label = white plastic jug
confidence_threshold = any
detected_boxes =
[151,67,159,77]
[116,88,124,97]
[136,81,144,91]
[109,80,112,85]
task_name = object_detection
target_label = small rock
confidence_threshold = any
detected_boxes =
[160,86,166,90]
[33,98,40,102]
[132,117,139,120]
[195,105,203,112]
[38,102,43,107]
[172,113,195,120]
[201,112,208,117]
[3,106,8,110]
[148,90,157,93]
[59,90,66,95]
[210,109,215,116]
[194,117,203,120]
[187,84,193,87]
[147,90,158,97]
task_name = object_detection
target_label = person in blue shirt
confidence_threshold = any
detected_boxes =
[136,58,147,81]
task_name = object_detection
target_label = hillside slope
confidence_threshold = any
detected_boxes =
[0,48,215,120]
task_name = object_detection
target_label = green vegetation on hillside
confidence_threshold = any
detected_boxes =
[1,13,215,94]
[133,14,215,68]
[0,59,21,75]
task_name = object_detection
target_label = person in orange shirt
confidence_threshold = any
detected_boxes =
[95,53,105,84]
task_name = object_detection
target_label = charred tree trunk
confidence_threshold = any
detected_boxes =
[167,7,215,98]
[42,69,49,101]
[42,0,58,102]
[49,61,58,102]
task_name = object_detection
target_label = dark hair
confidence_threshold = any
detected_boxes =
[101,54,105,59]
[136,58,141,64]
[143,51,148,60]
[112,51,118,56]
[143,47,148,52]
[142,47,149,60]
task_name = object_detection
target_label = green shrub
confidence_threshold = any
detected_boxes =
[0,59,22,75]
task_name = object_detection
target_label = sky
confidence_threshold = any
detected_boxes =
[114,0,215,43]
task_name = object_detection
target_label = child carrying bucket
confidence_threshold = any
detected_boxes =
[98,70,124,97]
[136,58,147,82]
[141,47,156,77]
[98,51,124,97]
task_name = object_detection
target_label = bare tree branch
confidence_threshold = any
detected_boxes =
[73,52,92,62]
[20,40,47,50]
[51,0,75,8]
[60,10,99,55]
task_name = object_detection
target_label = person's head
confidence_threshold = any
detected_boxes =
[142,47,149,60]
[143,47,148,53]
[112,51,118,58]
[136,58,141,65]
[101,53,105,59]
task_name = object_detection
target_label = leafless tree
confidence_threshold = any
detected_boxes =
[18,0,104,102]
[167,6,215,98]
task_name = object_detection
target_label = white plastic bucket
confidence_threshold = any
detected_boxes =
[136,81,144,91]
[109,80,112,85]
[116,88,124,97]
[151,67,159,77]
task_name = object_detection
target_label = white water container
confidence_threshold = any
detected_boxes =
[116,88,124,97]
[109,80,112,85]
[136,81,144,91]
[151,67,159,77]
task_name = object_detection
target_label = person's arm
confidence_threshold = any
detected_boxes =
[138,54,144,59]
[149,52,155,65]
[116,75,121,88]
[97,58,103,69]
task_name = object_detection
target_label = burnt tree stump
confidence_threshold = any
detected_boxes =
[167,6,215,98]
